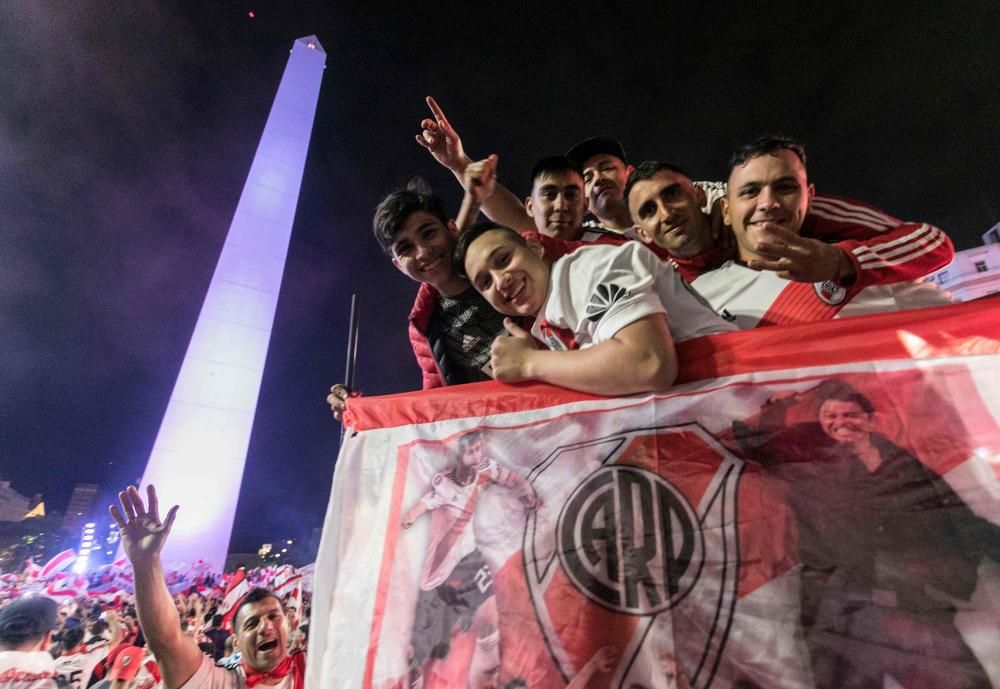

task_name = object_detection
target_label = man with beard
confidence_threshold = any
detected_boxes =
[734,381,1000,689]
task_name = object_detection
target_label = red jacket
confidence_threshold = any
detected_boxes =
[408,282,448,389]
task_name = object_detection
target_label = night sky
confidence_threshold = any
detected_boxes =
[2,1,998,553]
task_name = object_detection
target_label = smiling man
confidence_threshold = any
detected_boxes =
[453,222,734,395]
[109,485,305,689]
[690,136,954,328]
[523,156,589,241]
[734,381,1000,689]
[373,185,509,388]
[566,137,636,235]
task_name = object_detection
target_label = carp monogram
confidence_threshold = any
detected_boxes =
[522,424,744,689]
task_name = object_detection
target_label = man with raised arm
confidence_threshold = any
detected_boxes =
[415,97,536,235]
[109,486,303,689]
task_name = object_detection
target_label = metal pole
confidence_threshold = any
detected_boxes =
[345,294,360,391]
[340,294,360,445]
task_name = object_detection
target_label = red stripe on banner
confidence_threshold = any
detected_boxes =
[364,443,416,689]
[344,298,1000,432]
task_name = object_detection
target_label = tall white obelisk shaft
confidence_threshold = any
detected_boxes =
[136,36,326,571]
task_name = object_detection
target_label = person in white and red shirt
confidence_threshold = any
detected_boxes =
[625,156,955,290]
[690,136,954,328]
[109,485,304,689]
[401,430,538,689]
[455,223,735,395]
[0,597,61,689]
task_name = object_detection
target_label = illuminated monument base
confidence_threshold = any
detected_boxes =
[135,36,325,571]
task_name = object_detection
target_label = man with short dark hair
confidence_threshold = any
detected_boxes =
[522,156,588,241]
[370,184,509,389]
[109,485,304,689]
[55,616,122,689]
[625,161,731,280]
[625,149,956,296]
[454,223,735,394]
[0,596,60,689]
[686,137,955,327]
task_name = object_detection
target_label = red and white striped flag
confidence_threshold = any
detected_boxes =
[220,568,249,630]
[43,572,88,599]
[274,567,303,596]
[286,579,304,629]
[39,549,76,579]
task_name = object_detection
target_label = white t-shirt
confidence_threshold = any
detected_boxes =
[691,261,956,329]
[0,650,60,689]
[531,242,735,350]
[54,644,108,689]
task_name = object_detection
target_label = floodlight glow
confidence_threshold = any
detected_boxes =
[132,36,326,572]
[85,522,95,528]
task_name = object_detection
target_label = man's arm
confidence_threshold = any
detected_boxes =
[490,316,677,395]
[455,155,498,233]
[401,500,430,529]
[415,97,533,233]
[109,486,202,689]
[753,194,955,287]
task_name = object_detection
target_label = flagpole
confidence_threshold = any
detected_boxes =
[340,294,360,445]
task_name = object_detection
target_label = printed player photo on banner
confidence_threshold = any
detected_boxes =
[314,331,1000,689]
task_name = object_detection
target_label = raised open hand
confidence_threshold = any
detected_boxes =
[109,485,178,568]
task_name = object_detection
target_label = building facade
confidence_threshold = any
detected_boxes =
[927,227,1000,301]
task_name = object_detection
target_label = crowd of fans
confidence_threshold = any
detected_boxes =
[0,488,310,689]
[2,98,969,689]
[329,97,956,411]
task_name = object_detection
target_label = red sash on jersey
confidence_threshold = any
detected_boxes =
[243,652,305,689]
[535,320,577,350]
[758,280,861,327]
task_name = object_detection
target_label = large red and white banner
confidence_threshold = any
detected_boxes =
[308,300,1000,689]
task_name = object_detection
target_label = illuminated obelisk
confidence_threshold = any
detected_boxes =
[136,36,325,571]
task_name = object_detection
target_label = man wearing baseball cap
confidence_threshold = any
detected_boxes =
[565,136,636,236]
[0,596,61,689]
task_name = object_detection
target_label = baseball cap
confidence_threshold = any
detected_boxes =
[0,596,59,641]
[565,136,628,168]
[108,646,144,682]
